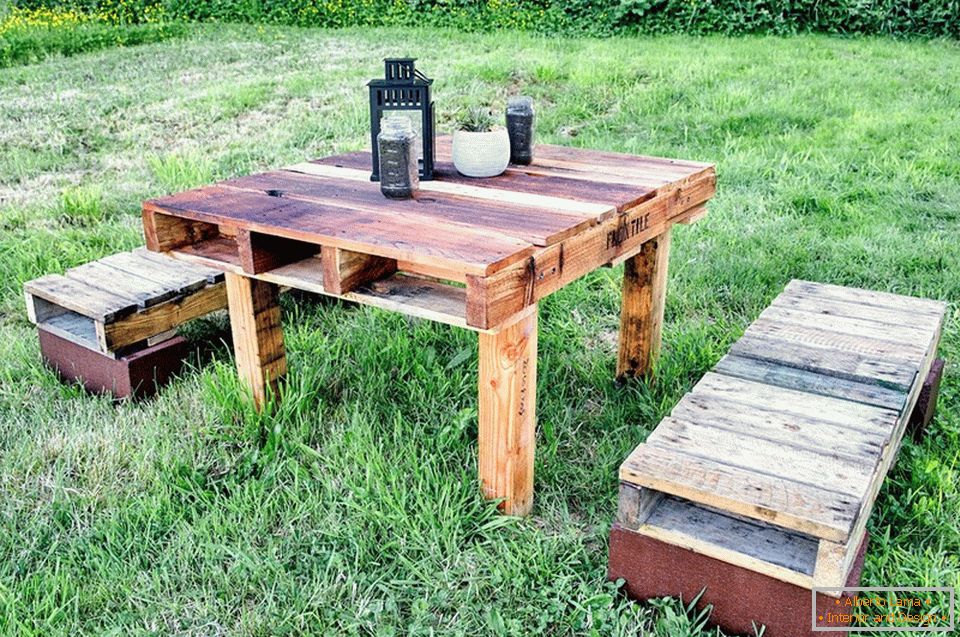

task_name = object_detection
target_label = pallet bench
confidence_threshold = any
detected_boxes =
[24,248,227,398]
[609,279,947,637]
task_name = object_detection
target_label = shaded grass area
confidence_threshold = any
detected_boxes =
[0,24,958,636]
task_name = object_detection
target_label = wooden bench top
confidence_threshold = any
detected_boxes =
[143,137,715,278]
[621,280,946,545]
[24,248,226,355]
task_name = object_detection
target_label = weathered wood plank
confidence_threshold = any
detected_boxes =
[617,229,671,380]
[691,372,900,436]
[65,261,180,309]
[24,274,138,323]
[730,332,917,391]
[620,443,859,542]
[640,496,819,580]
[478,305,538,515]
[774,288,943,331]
[786,280,947,317]
[134,247,224,284]
[714,354,907,411]
[745,317,925,364]
[617,482,663,531]
[670,393,889,460]
[100,251,209,295]
[759,305,932,347]
[647,418,876,497]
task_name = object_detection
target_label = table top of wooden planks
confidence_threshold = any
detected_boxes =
[143,137,715,331]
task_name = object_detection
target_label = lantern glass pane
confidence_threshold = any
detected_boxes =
[380,110,422,162]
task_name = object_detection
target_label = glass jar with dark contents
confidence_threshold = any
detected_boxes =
[506,96,535,165]
[377,116,419,199]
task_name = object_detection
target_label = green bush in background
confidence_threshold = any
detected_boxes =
[7,0,960,37]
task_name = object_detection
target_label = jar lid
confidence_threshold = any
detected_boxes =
[506,96,534,113]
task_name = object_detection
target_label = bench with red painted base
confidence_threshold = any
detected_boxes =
[609,280,947,637]
[24,248,227,398]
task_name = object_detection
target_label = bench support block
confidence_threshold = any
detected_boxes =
[609,523,869,637]
[39,327,189,399]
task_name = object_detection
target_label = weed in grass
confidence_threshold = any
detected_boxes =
[59,185,107,227]
[147,152,215,193]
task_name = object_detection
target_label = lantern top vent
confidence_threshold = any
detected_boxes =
[370,58,432,87]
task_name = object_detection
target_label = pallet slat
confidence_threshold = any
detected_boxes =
[620,443,860,541]
[714,354,907,411]
[24,274,138,323]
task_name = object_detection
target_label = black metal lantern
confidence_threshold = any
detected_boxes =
[369,58,435,181]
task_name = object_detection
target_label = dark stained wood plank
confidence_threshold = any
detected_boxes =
[220,170,598,247]
[133,247,225,283]
[145,187,534,277]
[434,137,712,188]
[714,354,907,411]
[313,153,654,213]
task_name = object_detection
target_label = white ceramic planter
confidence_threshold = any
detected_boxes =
[452,127,510,178]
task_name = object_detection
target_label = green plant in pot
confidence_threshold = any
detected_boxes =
[452,107,510,178]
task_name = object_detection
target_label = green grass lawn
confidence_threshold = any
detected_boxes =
[0,24,958,636]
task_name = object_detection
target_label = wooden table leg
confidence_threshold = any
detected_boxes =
[478,305,538,516]
[225,272,287,409]
[617,228,672,381]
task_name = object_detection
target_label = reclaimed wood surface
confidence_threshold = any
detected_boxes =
[144,137,715,330]
[24,249,227,355]
[619,279,946,590]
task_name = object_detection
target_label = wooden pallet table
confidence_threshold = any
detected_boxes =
[141,137,716,515]
[610,280,947,636]
[24,248,227,397]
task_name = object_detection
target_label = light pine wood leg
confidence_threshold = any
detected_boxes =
[617,228,672,380]
[478,306,538,516]
[225,272,286,409]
